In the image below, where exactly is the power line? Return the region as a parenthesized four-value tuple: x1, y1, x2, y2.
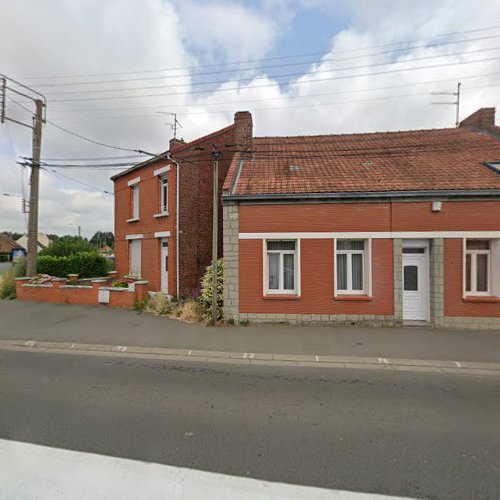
(46, 71, 500, 115)
(19, 22, 500, 80)
(46, 82, 500, 121)
(40, 154, 144, 161)
(6, 96, 157, 155)
(43, 46, 500, 96)
(31, 33, 500, 88)
(50, 55, 500, 103)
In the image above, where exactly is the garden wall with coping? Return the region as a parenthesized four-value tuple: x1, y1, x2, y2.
(15, 272, 149, 309)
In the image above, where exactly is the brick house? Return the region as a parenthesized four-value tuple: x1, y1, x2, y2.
(222, 108, 500, 329)
(112, 112, 252, 298)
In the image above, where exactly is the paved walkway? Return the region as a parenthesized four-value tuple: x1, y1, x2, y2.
(1, 300, 499, 363)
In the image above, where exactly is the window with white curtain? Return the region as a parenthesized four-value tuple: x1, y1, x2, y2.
(465, 240, 490, 294)
(266, 240, 297, 294)
(336, 239, 366, 294)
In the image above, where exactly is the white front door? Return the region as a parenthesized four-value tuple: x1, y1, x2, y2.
(160, 238, 169, 294)
(402, 250, 429, 321)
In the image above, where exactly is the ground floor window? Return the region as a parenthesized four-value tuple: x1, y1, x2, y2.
(336, 239, 369, 295)
(265, 240, 297, 294)
(465, 240, 490, 294)
(129, 239, 142, 276)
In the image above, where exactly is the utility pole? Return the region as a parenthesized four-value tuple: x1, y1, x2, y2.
(211, 146, 221, 324)
(431, 82, 461, 127)
(26, 100, 43, 275)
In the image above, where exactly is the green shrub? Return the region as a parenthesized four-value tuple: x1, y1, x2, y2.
(37, 252, 108, 279)
(199, 259, 224, 324)
(0, 271, 16, 299)
(40, 236, 95, 257)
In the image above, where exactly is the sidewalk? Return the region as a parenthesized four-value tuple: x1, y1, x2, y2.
(1, 300, 500, 363)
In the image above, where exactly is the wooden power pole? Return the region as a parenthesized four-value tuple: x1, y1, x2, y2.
(0, 75, 46, 276)
(26, 99, 44, 276)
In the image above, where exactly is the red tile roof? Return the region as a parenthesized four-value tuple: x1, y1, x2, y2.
(228, 127, 500, 196)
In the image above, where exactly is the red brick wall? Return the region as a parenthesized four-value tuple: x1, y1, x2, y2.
(239, 200, 500, 233)
(114, 161, 176, 294)
(444, 239, 500, 317)
(177, 126, 236, 297)
(239, 238, 394, 315)
(238, 200, 500, 316)
(16, 281, 146, 308)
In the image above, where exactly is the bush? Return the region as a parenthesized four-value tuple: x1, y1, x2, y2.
(179, 299, 204, 323)
(0, 257, 27, 299)
(0, 271, 16, 299)
(146, 293, 173, 316)
(199, 259, 224, 323)
(37, 252, 108, 279)
(40, 236, 95, 257)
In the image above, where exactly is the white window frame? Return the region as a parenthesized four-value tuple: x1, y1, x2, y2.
(128, 239, 142, 277)
(464, 239, 492, 296)
(160, 175, 168, 214)
(334, 238, 372, 296)
(263, 239, 300, 295)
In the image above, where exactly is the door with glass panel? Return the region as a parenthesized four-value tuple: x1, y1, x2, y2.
(402, 247, 429, 321)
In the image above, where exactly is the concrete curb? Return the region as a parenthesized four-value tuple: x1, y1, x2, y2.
(1, 340, 500, 376)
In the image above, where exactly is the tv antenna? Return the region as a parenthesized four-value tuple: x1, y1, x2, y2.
(156, 111, 183, 139)
(431, 82, 461, 127)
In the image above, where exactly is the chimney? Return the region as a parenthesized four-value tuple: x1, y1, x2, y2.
(460, 107, 495, 130)
(234, 111, 253, 155)
(169, 137, 185, 151)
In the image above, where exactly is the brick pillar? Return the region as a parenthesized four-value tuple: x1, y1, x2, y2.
(393, 239, 403, 325)
(108, 270, 118, 283)
(68, 274, 78, 284)
(222, 202, 239, 322)
(430, 238, 444, 326)
(134, 281, 148, 300)
(53, 278, 67, 288)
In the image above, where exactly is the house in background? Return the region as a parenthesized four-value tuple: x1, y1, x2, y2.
(0, 233, 22, 261)
(16, 233, 52, 254)
(112, 112, 252, 297)
(222, 108, 500, 330)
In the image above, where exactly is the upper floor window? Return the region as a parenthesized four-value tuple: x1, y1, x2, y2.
(336, 239, 367, 295)
(465, 240, 490, 294)
(131, 184, 140, 219)
(265, 240, 297, 294)
(160, 175, 168, 214)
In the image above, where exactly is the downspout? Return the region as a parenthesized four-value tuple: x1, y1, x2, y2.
(167, 152, 180, 299)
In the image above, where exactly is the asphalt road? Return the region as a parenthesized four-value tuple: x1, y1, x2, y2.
(1, 350, 499, 499)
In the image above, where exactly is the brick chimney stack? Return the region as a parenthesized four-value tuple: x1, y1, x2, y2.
(169, 137, 186, 152)
(234, 111, 253, 156)
(460, 108, 496, 130)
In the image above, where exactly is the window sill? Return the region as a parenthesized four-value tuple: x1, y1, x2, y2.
(263, 294, 301, 301)
(153, 212, 169, 218)
(463, 296, 500, 303)
(334, 295, 372, 301)
(126, 217, 140, 223)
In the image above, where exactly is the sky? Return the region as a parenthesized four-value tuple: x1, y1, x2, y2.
(1, 0, 500, 237)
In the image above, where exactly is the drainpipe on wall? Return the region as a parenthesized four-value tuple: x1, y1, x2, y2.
(167, 152, 180, 299)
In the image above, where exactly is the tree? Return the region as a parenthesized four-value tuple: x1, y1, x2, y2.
(4, 231, 23, 241)
(39, 236, 95, 257)
(90, 231, 114, 249)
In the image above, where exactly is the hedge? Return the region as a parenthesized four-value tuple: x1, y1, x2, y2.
(37, 252, 108, 279)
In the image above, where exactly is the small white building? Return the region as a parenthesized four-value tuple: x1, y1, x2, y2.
(16, 233, 52, 253)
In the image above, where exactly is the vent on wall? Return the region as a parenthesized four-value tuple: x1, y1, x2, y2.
(484, 161, 500, 174)
(289, 165, 301, 171)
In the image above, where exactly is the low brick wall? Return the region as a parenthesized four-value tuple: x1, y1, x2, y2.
(15, 277, 148, 309)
